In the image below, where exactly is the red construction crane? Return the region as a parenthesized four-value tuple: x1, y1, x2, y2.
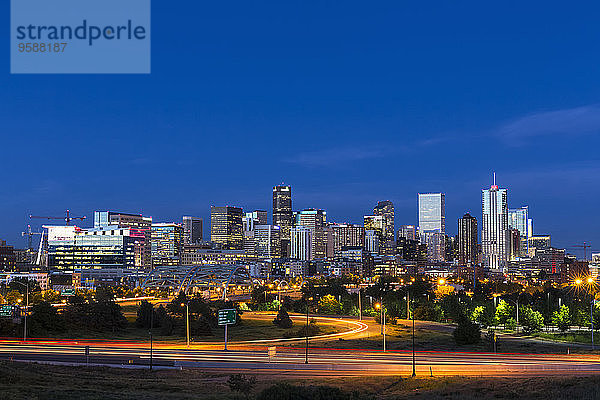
(29, 209, 87, 226)
(573, 242, 592, 261)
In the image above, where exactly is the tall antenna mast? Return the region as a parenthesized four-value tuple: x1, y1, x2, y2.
(493, 171, 496, 186)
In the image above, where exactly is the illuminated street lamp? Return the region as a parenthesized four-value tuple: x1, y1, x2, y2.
(374, 302, 386, 351)
(572, 276, 597, 350)
(305, 296, 313, 364)
(181, 301, 190, 348)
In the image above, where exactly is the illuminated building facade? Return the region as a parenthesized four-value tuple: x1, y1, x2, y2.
(94, 211, 152, 269)
(457, 213, 478, 266)
(182, 216, 203, 244)
(295, 209, 327, 259)
(151, 223, 183, 266)
(47, 225, 138, 270)
(481, 177, 508, 274)
(273, 185, 292, 255)
(210, 206, 243, 250)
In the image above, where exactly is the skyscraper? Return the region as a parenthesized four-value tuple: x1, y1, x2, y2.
(330, 223, 365, 257)
(243, 210, 268, 231)
(457, 213, 478, 266)
(151, 223, 183, 267)
(295, 209, 327, 259)
(418, 193, 446, 261)
(397, 225, 417, 242)
(273, 185, 292, 255)
(291, 225, 312, 261)
(508, 206, 531, 257)
(210, 206, 244, 250)
(481, 176, 508, 274)
(253, 225, 281, 258)
(182, 216, 203, 245)
(373, 200, 395, 253)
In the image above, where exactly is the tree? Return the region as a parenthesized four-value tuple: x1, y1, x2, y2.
(318, 294, 343, 315)
(227, 374, 256, 399)
(495, 300, 513, 326)
(273, 308, 294, 329)
(136, 300, 156, 329)
(413, 303, 439, 321)
(552, 305, 571, 332)
(8, 278, 40, 294)
(470, 305, 494, 327)
(29, 301, 63, 334)
(520, 306, 544, 333)
(95, 285, 116, 302)
(453, 317, 481, 345)
(5, 290, 23, 305)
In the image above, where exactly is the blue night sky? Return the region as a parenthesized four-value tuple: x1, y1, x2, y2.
(1, 2, 599, 256)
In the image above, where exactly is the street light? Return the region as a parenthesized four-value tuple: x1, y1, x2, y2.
(12, 281, 29, 342)
(305, 296, 313, 364)
(149, 302, 154, 370)
(573, 276, 596, 350)
(374, 302, 386, 352)
(181, 302, 190, 348)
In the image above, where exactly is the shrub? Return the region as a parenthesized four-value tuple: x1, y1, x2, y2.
(227, 374, 256, 399)
(273, 308, 294, 329)
(453, 317, 481, 345)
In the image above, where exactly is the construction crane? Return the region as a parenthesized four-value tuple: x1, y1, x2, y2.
(29, 209, 86, 226)
(21, 224, 43, 250)
(573, 242, 592, 261)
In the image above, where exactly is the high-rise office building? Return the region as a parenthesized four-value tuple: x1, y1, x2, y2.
(418, 193, 445, 233)
(243, 210, 268, 231)
(47, 225, 138, 270)
(151, 223, 183, 266)
(365, 230, 380, 254)
(182, 216, 203, 245)
(373, 200, 395, 243)
(508, 206, 531, 257)
(290, 226, 312, 261)
(210, 206, 244, 250)
(457, 213, 478, 266)
(481, 176, 508, 274)
(253, 225, 281, 259)
(273, 185, 292, 255)
(418, 193, 446, 261)
(94, 211, 152, 269)
(397, 225, 417, 242)
(330, 223, 365, 257)
(295, 209, 327, 259)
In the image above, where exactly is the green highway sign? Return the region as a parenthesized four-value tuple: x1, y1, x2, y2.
(62, 289, 76, 296)
(218, 309, 236, 326)
(0, 305, 14, 318)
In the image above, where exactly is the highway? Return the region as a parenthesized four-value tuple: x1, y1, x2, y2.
(1, 340, 600, 377)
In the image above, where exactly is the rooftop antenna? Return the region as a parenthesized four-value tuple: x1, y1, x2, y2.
(493, 172, 496, 186)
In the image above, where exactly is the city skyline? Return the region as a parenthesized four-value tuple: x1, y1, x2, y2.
(1, 174, 594, 261)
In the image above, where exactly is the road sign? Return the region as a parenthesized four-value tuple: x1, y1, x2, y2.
(218, 309, 237, 326)
(62, 288, 76, 297)
(0, 305, 14, 318)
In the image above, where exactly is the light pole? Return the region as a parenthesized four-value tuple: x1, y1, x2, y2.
(358, 288, 362, 321)
(305, 296, 313, 364)
(410, 283, 416, 377)
(573, 277, 596, 350)
(375, 302, 386, 351)
(149, 303, 154, 370)
(181, 301, 190, 348)
(13, 281, 29, 342)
